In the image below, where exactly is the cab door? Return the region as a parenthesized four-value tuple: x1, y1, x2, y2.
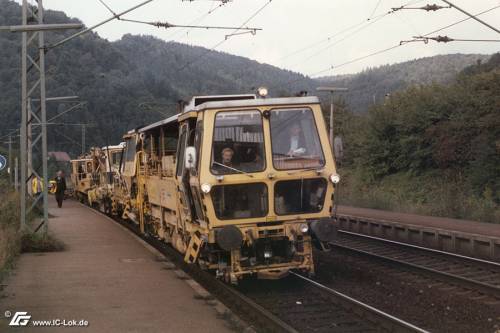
(175, 124, 193, 229)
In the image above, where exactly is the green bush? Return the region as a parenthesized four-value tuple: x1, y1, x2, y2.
(335, 54, 500, 223)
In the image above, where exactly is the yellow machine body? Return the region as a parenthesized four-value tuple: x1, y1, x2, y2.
(75, 94, 339, 283)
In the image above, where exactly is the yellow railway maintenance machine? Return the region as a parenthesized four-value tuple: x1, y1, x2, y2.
(87, 143, 126, 213)
(70, 156, 98, 203)
(116, 93, 340, 283)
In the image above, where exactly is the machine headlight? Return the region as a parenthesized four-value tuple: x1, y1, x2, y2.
(201, 183, 212, 194)
(299, 223, 309, 233)
(263, 250, 272, 259)
(329, 173, 340, 184)
(257, 86, 268, 98)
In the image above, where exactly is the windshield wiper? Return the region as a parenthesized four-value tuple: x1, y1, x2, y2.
(274, 153, 319, 160)
(212, 161, 254, 178)
(287, 167, 324, 175)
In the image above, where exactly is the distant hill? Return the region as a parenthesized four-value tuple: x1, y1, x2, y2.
(317, 54, 490, 113)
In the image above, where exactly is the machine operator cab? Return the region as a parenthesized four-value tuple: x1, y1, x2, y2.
(88, 143, 127, 212)
(182, 92, 340, 280)
(119, 92, 340, 282)
(70, 156, 98, 202)
(100, 143, 126, 185)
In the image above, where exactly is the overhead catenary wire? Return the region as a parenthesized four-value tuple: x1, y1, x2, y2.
(97, 0, 117, 16)
(400, 4, 500, 44)
(287, 10, 395, 70)
(47, 0, 155, 49)
(118, 17, 261, 32)
(309, 44, 404, 78)
(402, 35, 500, 44)
(368, 0, 383, 19)
(441, 0, 500, 34)
(285, 3, 500, 87)
(391, 3, 451, 11)
(0, 129, 20, 142)
(176, 0, 274, 73)
(424, 4, 500, 36)
(313, 4, 500, 75)
(167, 0, 229, 41)
(277, 0, 425, 64)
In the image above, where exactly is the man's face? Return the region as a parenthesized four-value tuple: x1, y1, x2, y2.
(222, 150, 233, 164)
(290, 125, 301, 136)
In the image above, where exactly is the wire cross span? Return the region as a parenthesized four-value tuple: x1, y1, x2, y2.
(308, 4, 500, 79)
(119, 18, 261, 33)
(401, 35, 500, 44)
(391, 3, 451, 11)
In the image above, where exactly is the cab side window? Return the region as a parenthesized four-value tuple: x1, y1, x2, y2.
(211, 110, 265, 175)
(176, 129, 187, 177)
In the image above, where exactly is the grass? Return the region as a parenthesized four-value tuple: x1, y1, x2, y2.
(0, 180, 65, 284)
(0, 225, 20, 282)
(21, 232, 65, 253)
(337, 168, 500, 224)
(0, 187, 21, 282)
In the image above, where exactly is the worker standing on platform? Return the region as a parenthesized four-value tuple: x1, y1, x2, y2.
(54, 170, 67, 208)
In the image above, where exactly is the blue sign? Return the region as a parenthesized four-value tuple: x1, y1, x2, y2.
(0, 155, 6, 171)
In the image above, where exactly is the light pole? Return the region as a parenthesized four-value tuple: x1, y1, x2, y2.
(316, 87, 348, 151)
(7, 134, 13, 185)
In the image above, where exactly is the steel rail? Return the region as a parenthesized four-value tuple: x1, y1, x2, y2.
(290, 272, 429, 333)
(332, 231, 500, 298)
(83, 203, 297, 333)
(339, 230, 500, 268)
(83, 202, 428, 332)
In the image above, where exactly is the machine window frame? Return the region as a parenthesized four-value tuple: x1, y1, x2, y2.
(211, 182, 269, 220)
(176, 127, 188, 177)
(210, 109, 266, 176)
(191, 186, 205, 222)
(123, 138, 136, 163)
(269, 107, 326, 171)
(194, 120, 203, 173)
(274, 177, 328, 216)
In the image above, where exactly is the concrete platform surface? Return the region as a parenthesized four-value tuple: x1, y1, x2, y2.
(0, 199, 235, 333)
(337, 205, 500, 238)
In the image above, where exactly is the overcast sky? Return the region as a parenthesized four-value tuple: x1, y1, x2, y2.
(23, 0, 500, 76)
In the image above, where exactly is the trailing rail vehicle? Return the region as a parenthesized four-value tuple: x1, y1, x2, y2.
(70, 143, 125, 207)
(70, 155, 97, 202)
(76, 93, 340, 283)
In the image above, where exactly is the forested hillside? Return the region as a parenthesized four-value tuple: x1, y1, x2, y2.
(0, 0, 313, 154)
(336, 53, 500, 223)
(318, 54, 490, 113)
(0, 0, 494, 161)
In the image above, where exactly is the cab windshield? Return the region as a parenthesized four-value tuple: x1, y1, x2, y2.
(211, 110, 265, 175)
(270, 108, 325, 170)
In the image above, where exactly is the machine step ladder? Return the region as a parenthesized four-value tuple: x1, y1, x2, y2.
(184, 231, 204, 264)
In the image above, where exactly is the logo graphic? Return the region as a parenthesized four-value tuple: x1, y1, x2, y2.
(0, 155, 6, 171)
(8, 311, 31, 326)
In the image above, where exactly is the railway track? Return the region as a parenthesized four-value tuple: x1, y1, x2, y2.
(332, 230, 500, 302)
(87, 204, 427, 332)
(239, 272, 428, 333)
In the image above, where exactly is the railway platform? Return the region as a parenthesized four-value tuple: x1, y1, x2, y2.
(336, 205, 500, 261)
(0, 200, 236, 333)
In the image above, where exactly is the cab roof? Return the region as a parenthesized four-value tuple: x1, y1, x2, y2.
(101, 142, 125, 150)
(136, 95, 321, 133)
(138, 114, 179, 133)
(184, 96, 320, 113)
